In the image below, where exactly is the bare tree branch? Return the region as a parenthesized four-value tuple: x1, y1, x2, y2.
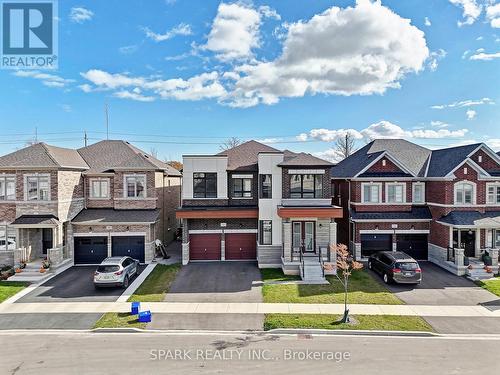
(219, 137, 242, 151)
(334, 132, 357, 160)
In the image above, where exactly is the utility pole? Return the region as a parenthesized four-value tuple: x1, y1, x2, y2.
(84, 130, 88, 147)
(105, 103, 109, 140)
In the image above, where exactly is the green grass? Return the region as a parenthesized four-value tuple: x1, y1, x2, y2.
(0, 281, 29, 303)
(128, 263, 181, 302)
(476, 277, 500, 297)
(261, 269, 403, 305)
(264, 314, 434, 332)
(260, 268, 300, 282)
(93, 313, 147, 329)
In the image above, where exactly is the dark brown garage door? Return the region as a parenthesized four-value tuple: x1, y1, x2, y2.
(225, 233, 257, 260)
(190, 234, 221, 261)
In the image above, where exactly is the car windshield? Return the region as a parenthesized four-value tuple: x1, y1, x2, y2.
(97, 265, 119, 273)
(396, 262, 418, 271)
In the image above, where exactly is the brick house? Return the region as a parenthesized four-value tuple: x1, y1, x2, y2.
(0, 140, 181, 268)
(331, 139, 500, 277)
(176, 141, 342, 281)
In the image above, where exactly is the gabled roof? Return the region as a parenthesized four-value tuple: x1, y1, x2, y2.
(0, 143, 89, 170)
(78, 140, 181, 176)
(278, 151, 333, 167)
(331, 139, 431, 178)
(426, 143, 482, 177)
(217, 140, 280, 171)
(437, 211, 500, 226)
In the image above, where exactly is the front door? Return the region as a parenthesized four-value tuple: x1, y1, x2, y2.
(461, 230, 476, 258)
(292, 221, 315, 253)
(42, 228, 53, 255)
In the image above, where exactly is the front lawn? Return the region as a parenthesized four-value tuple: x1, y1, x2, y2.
(261, 269, 403, 305)
(264, 314, 433, 332)
(0, 281, 29, 303)
(128, 263, 181, 302)
(94, 313, 147, 329)
(476, 277, 500, 297)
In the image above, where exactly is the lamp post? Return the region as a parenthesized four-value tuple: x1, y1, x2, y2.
(391, 224, 398, 252)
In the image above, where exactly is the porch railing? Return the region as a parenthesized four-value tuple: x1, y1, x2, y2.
(447, 247, 455, 263)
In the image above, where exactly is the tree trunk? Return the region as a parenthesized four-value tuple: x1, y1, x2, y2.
(340, 276, 350, 323)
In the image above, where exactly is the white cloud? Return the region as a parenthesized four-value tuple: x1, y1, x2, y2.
(428, 49, 447, 71)
(225, 0, 429, 107)
(313, 148, 344, 163)
(13, 70, 75, 88)
(486, 139, 500, 151)
(486, 3, 500, 28)
(80, 69, 227, 102)
(305, 128, 363, 142)
(119, 45, 138, 54)
(258, 5, 281, 20)
(466, 109, 477, 119)
(449, 0, 482, 26)
(255, 137, 283, 144)
(143, 23, 192, 42)
(431, 120, 450, 128)
(431, 97, 495, 109)
(70, 7, 94, 23)
(424, 17, 431, 26)
(469, 51, 500, 60)
(476, 35, 484, 40)
(462, 49, 471, 59)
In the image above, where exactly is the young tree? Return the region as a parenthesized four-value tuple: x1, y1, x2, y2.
(219, 137, 242, 151)
(334, 243, 363, 323)
(166, 160, 183, 171)
(334, 132, 357, 160)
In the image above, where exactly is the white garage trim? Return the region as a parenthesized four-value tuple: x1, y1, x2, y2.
(359, 230, 430, 234)
(110, 232, 147, 237)
(189, 229, 258, 234)
(73, 232, 109, 237)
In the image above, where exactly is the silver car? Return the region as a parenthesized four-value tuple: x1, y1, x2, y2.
(93, 256, 139, 289)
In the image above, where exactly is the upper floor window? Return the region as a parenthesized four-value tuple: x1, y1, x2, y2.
(232, 177, 252, 198)
(455, 181, 474, 204)
(386, 183, 405, 203)
(260, 174, 272, 199)
(0, 176, 15, 201)
(412, 183, 425, 203)
(193, 172, 216, 198)
(487, 184, 500, 204)
(362, 183, 381, 203)
(26, 175, 49, 201)
(290, 174, 322, 198)
(125, 175, 146, 198)
(90, 178, 109, 199)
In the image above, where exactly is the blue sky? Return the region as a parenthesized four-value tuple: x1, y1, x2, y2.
(1, 0, 499, 161)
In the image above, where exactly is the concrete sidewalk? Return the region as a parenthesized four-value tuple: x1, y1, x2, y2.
(1, 301, 500, 317)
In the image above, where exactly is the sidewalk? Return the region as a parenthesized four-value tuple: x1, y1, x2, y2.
(1, 302, 500, 317)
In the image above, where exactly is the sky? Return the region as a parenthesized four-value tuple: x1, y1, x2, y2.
(0, 0, 499, 162)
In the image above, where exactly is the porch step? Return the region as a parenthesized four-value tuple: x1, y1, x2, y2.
(465, 261, 498, 280)
(300, 260, 328, 284)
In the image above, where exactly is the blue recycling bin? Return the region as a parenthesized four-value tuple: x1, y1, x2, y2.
(138, 310, 152, 323)
(131, 302, 140, 315)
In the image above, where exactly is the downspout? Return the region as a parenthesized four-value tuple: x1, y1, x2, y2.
(347, 178, 352, 251)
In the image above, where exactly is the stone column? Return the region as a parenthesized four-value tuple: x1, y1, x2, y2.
(283, 220, 292, 262)
(181, 218, 189, 265)
(489, 248, 499, 267)
(455, 248, 465, 268)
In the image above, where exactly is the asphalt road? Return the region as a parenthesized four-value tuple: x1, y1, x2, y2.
(0, 331, 498, 374)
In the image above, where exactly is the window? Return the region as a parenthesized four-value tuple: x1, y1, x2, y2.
(90, 179, 109, 199)
(290, 174, 322, 198)
(412, 183, 425, 203)
(260, 174, 272, 199)
(260, 220, 272, 245)
(0, 176, 15, 200)
(26, 175, 49, 201)
(487, 184, 500, 204)
(386, 183, 405, 203)
(125, 175, 146, 198)
(232, 178, 252, 198)
(494, 230, 500, 248)
(0, 225, 16, 251)
(193, 173, 217, 198)
(362, 183, 381, 203)
(455, 182, 474, 204)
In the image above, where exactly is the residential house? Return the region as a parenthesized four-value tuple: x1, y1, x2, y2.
(331, 139, 500, 277)
(0, 140, 181, 269)
(176, 141, 342, 281)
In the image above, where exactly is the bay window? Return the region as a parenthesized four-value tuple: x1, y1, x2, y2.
(125, 175, 146, 198)
(0, 176, 15, 200)
(26, 175, 49, 201)
(455, 182, 474, 204)
(290, 174, 322, 198)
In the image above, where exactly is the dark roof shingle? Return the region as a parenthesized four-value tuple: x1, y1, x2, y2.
(351, 206, 432, 221)
(0, 143, 88, 169)
(72, 209, 160, 224)
(437, 211, 500, 226)
(217, 140, 280, 171)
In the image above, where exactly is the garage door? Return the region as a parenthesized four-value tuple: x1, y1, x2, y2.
(190, 234, 221, 261)
(361, 234, 392, 257)
(112, 236, 145, 263)
(225, 233, 257, 260)
(74, 236, 108, 264)
(397, 234, 428, 260)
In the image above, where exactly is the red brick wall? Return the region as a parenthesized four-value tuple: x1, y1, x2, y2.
(429, 221, 449, 248)
(471, 149, 500, 171)
(366, 158, 403, 173)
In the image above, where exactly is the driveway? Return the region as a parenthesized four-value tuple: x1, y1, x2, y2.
(149, 262, 263, 330)
(16, 265, 146, 303)
(379, 262, 500, 306)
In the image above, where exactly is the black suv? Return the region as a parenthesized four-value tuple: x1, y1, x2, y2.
(368, 251, 422, 284)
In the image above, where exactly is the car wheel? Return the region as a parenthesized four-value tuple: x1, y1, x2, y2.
(383, 273, 390, 284)
(122, 276, 129, 289)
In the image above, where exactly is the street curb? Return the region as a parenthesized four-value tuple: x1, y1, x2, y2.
(266, 328, 438, 337)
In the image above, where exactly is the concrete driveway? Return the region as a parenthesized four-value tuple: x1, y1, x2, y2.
(16, 265, 146, 303)
(380, 262, 500, 306)
(149, 262, 263, 331)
